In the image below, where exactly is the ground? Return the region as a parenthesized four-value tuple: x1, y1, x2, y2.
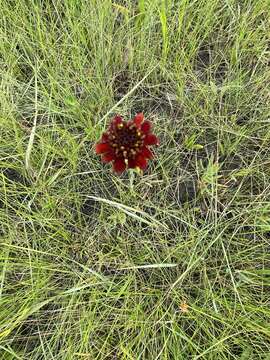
(0, 0, 270, 359)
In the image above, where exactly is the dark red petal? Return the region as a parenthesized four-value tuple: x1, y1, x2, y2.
(135, 155, 148, 170)
(110, 115, 123, 130)
(133, 113, 144, 127)
(144, 134, 159, 146)
(102, 132, 109, 142)
(95, 142, 111, 154)
(113, 158, 126, 174)
(140, 146, 153, 159)
(141, 120, 152, 134)
(102, 152, 115, 163)
(112, 115, 123, 125)
(128, 158, 137, 169)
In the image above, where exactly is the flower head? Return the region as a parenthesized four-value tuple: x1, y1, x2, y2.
(95, 113, 159, 174)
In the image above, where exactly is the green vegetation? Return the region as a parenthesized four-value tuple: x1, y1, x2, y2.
(0, 0, 270, 358)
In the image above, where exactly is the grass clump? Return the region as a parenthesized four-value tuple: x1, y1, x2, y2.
(0, 0, 270, 359)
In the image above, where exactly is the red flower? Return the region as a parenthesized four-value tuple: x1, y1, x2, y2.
(95, 113, 159, 174)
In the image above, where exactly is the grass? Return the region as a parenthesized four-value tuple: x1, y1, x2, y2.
(0, 0, 270, 358)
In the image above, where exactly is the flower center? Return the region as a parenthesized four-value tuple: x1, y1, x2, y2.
(109, 123, 144, 159)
